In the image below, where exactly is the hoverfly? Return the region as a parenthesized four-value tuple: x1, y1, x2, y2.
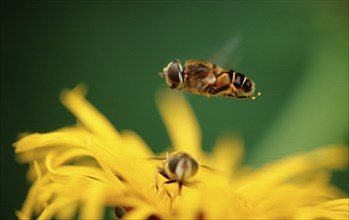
(154, 151, 200, 196)
(159, 59, 261, 100)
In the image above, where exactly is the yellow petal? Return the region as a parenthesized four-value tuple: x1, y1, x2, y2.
(211, 134, 244, 174)
(60, 84, 121, 144)
(17, 161, 41, 220)
(79, 183, 106, 220)
(56, 202, 78, 220)
(121, 130, 154, 158)
(37, 197, 78, 220)
(157, 91, 201, 157)
(311, 145, 348, 169)
(236, 145, 348, 196)
(14, 132, 85, 153)
(295, 198, 349, 219)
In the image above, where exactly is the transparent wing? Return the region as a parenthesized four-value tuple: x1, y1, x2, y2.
(208, 33, 243, 68)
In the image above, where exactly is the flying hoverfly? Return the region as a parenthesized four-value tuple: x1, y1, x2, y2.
(159, 59, 261, 100)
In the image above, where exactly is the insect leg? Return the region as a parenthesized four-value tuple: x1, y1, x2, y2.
(162, 176, 184, 197)
(203, 73, 231, 95)
(164, 179, 177, 184)
(210, 85, 230, 95)
(200, 83, 214, 94)
(154, 170, 160, 193)
(198, 73, 216, 94)
(155, 169, 175, 210)
(155, 167, 170, 193)
(215, 73, 231, 88)
(178, 182, 183, 195)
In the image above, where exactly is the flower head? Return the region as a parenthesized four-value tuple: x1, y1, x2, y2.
(15, 85, 348, 219)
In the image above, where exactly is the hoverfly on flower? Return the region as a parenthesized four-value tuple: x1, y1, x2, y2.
(155, 151, 199, 196)
(160, 59, 261, 100)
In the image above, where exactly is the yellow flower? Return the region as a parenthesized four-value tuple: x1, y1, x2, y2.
(15, 85, 348, 220)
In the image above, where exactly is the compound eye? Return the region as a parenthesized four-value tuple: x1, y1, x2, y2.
(167, 61, 183, 84)
(189, 158, 199, 175)
(168, 156, 180, 174)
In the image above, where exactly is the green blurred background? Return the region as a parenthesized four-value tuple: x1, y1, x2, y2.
(1, 1, 348, 219)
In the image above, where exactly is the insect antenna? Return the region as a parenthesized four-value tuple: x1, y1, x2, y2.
(146, 156, 166, 161)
